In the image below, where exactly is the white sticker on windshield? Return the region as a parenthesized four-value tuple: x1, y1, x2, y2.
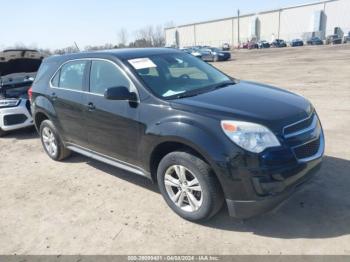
(163, 90, 185, 97)
(128, 58, 157, 70)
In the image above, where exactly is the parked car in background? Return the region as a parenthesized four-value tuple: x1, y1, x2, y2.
(0, 49, 43, 136)
(248, 41, 258, 49)
(200, 47, 231, 62)
(31, 48, 324, 221)
(271, 39, 287, 48)
(344, 32, 350, 43)
(326, 34, 342, 45)
(307, 37, 323, 45)
(222, 43, 230, 51)
(290, 39, 304, 47)
(180, 47, 202, 59)
(242, 41, 258, 50)
(257, 40, 270, 49)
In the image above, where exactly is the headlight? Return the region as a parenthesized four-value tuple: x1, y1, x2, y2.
(0, 99, 21, 108)
(221, 120, 280, 153)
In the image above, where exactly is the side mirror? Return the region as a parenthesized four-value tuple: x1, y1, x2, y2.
(104, 86, 137, 101)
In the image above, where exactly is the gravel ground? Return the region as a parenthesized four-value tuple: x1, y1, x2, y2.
(0, 44, 349, 255)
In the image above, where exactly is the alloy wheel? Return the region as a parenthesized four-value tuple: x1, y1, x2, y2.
(42, 126, 58, 157)
(164, 165, 203, 212)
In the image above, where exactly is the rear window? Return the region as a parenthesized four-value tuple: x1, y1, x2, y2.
(51, 60, 88, 91)
(33, 62, 51, 84)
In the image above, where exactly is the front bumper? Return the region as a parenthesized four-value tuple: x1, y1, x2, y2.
(217, 54, 231, 61)
(0, 99, 33, 131)
(220, 114, 325, 219)
(226, 156, 322, 218)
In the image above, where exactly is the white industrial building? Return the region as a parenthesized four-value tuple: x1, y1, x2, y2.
(165, 0, 350, 48)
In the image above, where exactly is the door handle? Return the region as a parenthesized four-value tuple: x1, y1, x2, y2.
(87, 102, 95, 111)
(51, 92, 58, 101)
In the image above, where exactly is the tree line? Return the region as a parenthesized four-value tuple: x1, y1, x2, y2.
(3, 22, 175, 56)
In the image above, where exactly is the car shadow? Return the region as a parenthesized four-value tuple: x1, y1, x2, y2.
(202, 155, 350, 239)
(67, 153, 159, 194)
(66, 154, 350, 239)
(0, 126, 38, 140)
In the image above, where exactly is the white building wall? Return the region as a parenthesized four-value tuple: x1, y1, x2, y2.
(237, 16, 251, 43)
(165, 0, 350, 47)
(325, 0, 350, 35)
(195, 19, 233, 47)
(279, 3, 325, 41)
(165, 28, 176, 47)
(177, 25, 196, 47)
(258, 12, 280, 42)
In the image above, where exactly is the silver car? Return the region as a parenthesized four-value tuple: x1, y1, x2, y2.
(0, 49, 43, 136)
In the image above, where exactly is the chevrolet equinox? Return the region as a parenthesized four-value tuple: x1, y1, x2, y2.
(30, 48, 324, 221)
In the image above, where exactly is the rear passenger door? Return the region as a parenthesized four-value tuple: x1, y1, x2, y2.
(84, 59, 140, 165)
(50, 60, 89, 147)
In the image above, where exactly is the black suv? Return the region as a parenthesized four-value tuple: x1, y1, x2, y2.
(31, 48, 324, 221)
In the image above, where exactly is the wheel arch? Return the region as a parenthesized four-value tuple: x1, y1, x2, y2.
(149, 139, 216, 183)
(34, 111, 50, 131)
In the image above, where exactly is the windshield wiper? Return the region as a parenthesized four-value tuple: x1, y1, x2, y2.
(173, 92, 201, 99)
(168, 80, 237, 100)
(211, 80, 236, 90)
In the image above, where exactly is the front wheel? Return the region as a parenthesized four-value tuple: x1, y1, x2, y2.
(157, 151, 224, 221)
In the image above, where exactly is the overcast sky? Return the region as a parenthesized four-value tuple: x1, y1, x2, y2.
(1, 0, 320, 50)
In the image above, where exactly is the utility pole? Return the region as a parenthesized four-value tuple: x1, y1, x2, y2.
(237, 9, 240, 47)
(194, 24, 197, 46)
(278, 9, 281, 40)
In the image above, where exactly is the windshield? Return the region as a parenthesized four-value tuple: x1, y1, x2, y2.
(210, 48, 221, 52)
(128, 52, 231, 99)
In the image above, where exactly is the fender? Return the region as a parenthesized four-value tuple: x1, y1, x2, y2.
(141, 115, 235, 189)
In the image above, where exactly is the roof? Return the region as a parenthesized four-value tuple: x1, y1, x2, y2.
(45, 48, 181, 63)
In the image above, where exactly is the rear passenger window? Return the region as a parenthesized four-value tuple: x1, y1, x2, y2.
(90, 60, 131, 95)
(52, 60, 88, 91)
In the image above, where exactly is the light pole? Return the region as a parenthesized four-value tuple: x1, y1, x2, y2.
(237, 9, 240, 47)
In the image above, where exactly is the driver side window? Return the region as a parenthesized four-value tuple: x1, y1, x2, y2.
(90, 60, 131, 95)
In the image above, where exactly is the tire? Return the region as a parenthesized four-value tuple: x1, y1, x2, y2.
(0, 128, 7, 137)
(39, 119, 71, 161)
(157, 151, 224, 221)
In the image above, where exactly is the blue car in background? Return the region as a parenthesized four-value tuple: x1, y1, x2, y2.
(271, 39, 287, 48)
(180, 47, 203, 59)
(291, 39, 304, 47)
(200, 47, 231, 62)
(307, 37, 323, 45)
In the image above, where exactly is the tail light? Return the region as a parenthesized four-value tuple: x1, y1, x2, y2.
(28, 87, 33, 102)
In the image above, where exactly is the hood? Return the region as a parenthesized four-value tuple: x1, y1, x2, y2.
(0, 58, 42, 77)
(170, 81, 313, 133)
(0, 49, 43, 77)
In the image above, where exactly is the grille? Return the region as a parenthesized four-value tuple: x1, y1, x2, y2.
(293, 138, 320, 159)
(284, 114, 315, 136)
(3, 114, 27, 126)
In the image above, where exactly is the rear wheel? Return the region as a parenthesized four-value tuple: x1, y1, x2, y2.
(39, 120, 71, 161)
(157, 151, 224, 221)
